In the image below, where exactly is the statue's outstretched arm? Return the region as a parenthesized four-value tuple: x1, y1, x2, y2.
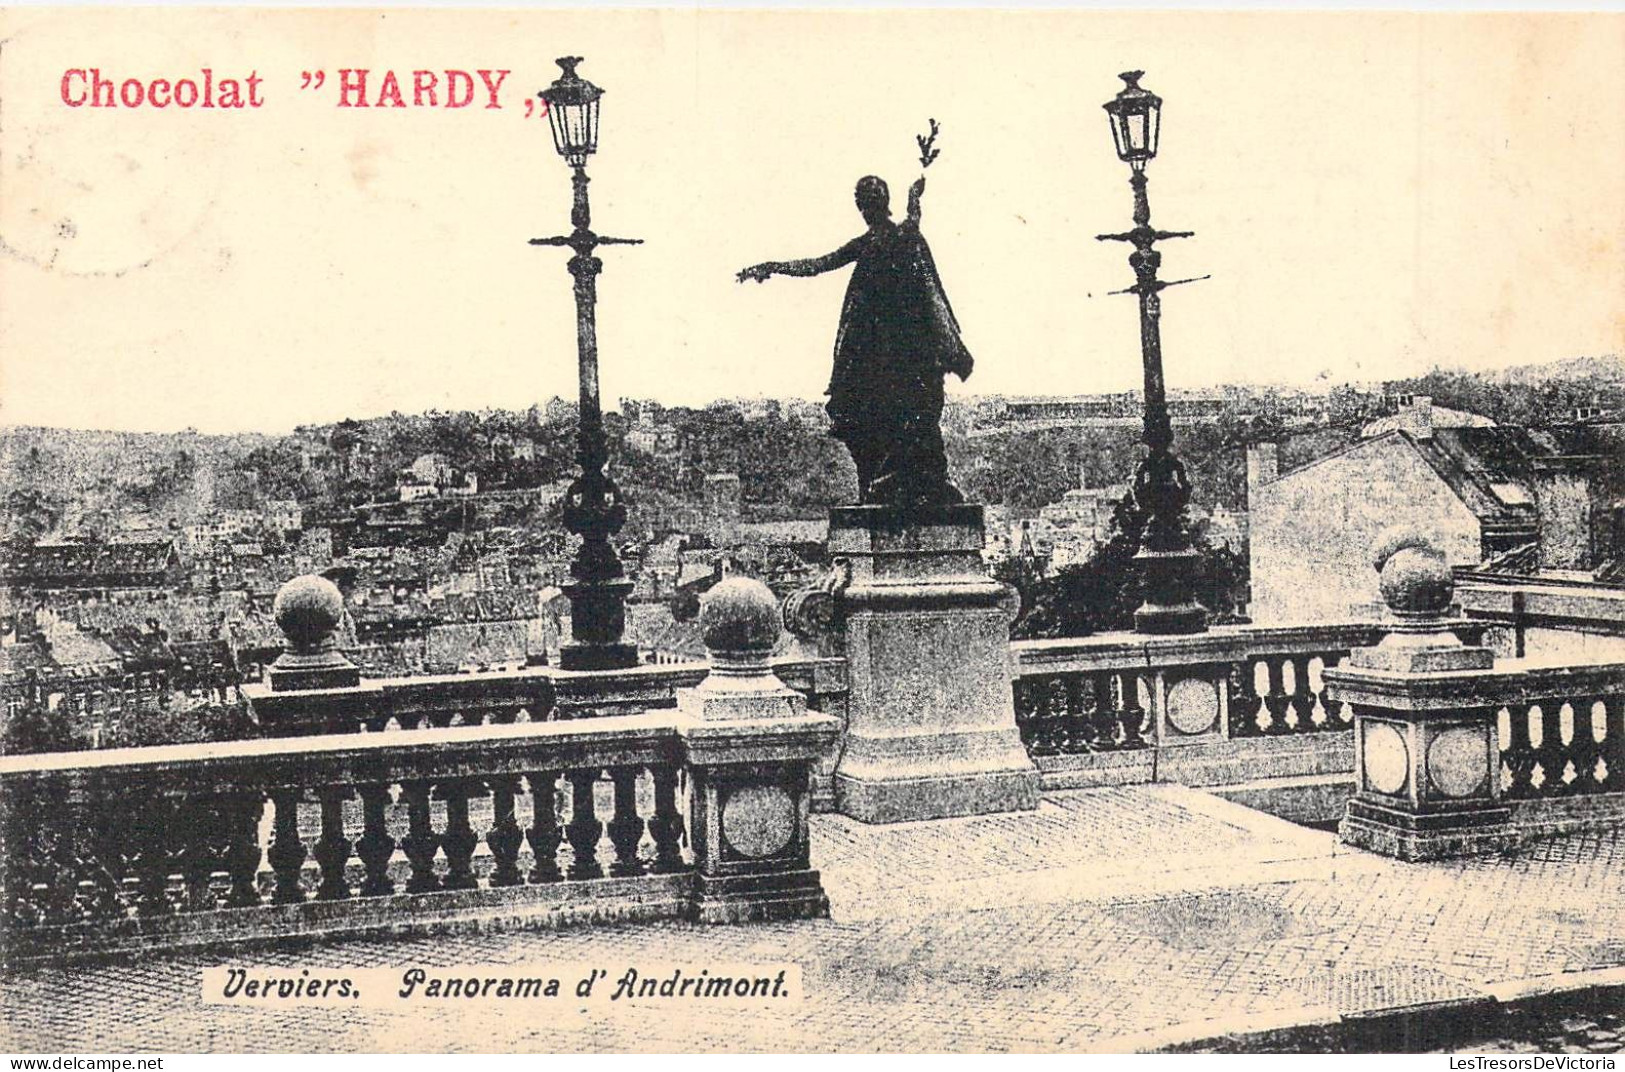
(738, 236, 863, 283)
(907, 176, 925, 224)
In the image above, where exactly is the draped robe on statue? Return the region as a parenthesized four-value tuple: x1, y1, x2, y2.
(825, 217, 973, 507)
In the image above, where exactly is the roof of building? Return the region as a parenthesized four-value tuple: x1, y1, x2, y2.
(1270, 426, 1584, 531)
(1360, 405, 1497, 438)
(4, 537, 179, 587)
(734, 520, 829, 547)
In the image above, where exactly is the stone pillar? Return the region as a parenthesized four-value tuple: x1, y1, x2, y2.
(677, 577, 840, 923)
(829, 505, 1039, 823)
(1324, 529, 1514, 860)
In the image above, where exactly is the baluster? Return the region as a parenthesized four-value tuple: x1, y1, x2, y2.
(179, 795, 227, 912)
(487, 776, 525, 887)
(224, 788, 265, 908)
(1314, 651, 1348, 726)
(5, 798, 46, 928)
(84, 782, 138, 919)
(59, 793, 114, 922)
(1533, 703, 1565, 797)
(131, 790, 178, 917)
(1229, 658, 1264, 737)
(355, 784, 397, 897)
(1289, 655, 1316, 730)
(1117, 671, 1146, 749)
(1262, 657, 1290, 735)
(60, 788, 119, 922)
(399, 781, 441, 893)
(56, 818, 93, 923)
(1013, 678, 1039, 751)
(1090, 674, 1119, 749)
(438, 780, 481, 891)
(1569, 698, 1603, 794)
(526, 771, 564, 883)
(267, 788, 307, 905)
(1062, 675, 1088, 754)
(1503, 702, 1537, 798)
(565, 769, 605, 880)
(1026, 678, 1053, 755)
(1086, 673, 1113, 751)
(648, 765, 686, 874)
(1046, 678, 1072, 753)
(607, 767, 646, 877)
(313, 786, 354, 900)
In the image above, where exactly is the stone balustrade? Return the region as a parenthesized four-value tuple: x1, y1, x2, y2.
(1327, 529, 1625, 860)
(0, 576, 839, 965)
(1009, 622, 1393, 755)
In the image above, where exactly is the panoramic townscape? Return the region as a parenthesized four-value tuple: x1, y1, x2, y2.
(3, 361, 1624, 747)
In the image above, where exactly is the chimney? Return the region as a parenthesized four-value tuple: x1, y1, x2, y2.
(1399, 395, 1434, 440)
(1245, 442, 1279, 503)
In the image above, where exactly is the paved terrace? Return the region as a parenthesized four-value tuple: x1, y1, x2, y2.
(3, 785, 1621, 1053)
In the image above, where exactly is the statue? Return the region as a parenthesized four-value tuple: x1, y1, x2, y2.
(738, 138, 973, 510)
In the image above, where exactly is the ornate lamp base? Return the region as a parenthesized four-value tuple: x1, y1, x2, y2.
(1133, 547, 1208, 635)
(559, 578, 638, 671)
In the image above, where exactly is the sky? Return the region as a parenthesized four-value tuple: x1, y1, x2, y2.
(0, 8, 1621, 434)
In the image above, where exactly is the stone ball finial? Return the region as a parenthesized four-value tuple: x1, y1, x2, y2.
(273, 574, 345, 651)
(699, 576, 781, 655)
(1370, 526, 1453, 618)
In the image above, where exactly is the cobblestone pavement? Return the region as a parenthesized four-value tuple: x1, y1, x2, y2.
(2, 785, 1622, 1053)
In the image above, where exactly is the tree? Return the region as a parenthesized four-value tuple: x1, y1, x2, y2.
(1013, 488, 1247, 639)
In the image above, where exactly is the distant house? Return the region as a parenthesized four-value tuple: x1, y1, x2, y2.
(408, 453, 454, 487)
(733, 520, 828, 554)
(398, 479, 437, 503)
(264, 500, 302, 533)
(183, 509, 259, 547)
(1248, 399, 1596, 623)
(4, 537, 184, 592)
(1038, 483, 1128, 568)
(1360, 394, 1496, 439)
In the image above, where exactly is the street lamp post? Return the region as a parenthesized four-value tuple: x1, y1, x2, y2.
(1098, 71, 1208, 635)
(531, 56, 642, 670)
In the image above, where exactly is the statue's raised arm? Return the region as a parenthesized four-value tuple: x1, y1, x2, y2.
(735, 172, 971, 511)
(737, 236, 865, 284)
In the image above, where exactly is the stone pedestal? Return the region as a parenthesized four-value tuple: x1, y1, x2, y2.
(1324, 528, 1515, 861)
(677, 577, 839, 923)
(1334, 703, 1515, 861)
(829, 505, 1039, 823)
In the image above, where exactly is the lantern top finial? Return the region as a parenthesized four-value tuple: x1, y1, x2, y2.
(1105, 70, 1161, 112)
(541, 55, 603, 108)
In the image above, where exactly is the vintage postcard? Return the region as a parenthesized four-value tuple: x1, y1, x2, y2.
(1, 5, 1622, 1057)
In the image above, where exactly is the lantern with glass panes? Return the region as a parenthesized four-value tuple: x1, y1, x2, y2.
(540, 56, 602, 168)
(528, 56, 642, 670)
(1102, 70, 1161, 171)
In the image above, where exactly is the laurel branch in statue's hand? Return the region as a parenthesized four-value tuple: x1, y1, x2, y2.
(737, 263, 774, 283)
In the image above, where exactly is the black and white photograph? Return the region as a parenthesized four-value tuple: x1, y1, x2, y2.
(0, 5, 1622, 1056)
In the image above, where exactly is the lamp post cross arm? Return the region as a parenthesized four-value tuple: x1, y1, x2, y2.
(1094, 227, 1194, 244)
(1105, 274, 1211, 298)
(529, 234, 644, 253)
